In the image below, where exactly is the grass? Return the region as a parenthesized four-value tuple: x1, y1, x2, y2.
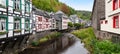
(72, 27, 120, 54)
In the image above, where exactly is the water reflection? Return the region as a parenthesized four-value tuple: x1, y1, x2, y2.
(58, 38, 89, 54)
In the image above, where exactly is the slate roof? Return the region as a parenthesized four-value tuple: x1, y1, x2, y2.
(32, 6, 51, 18)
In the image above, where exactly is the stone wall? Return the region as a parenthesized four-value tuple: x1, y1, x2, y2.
(19, 34, 75, 54)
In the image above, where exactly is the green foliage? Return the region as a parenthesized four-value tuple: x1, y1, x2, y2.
(31, 41, 39, 46)
(76, 10, 91, 20)
(74, 23, 81, 29)
(32, 0, 76, 15)
(68, 22, 74, 27)
(72, 27, 95, 41)
(93, 40, 120, 54)
(0, 31, 7, 35)
(39, 37, 48, 43)
(72, 27, 120, 54)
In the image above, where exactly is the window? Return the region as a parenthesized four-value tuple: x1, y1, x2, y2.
(25, 1, 30, 13)
(0, 18, 6, 31)
(14, 19, 20, 30)
(14, 0, 20, 10)
(113, 16, 119, 28)
(0, 0, 6, 8)
(46, 19, 48, 22)
(100, 21, 103, 24)
(38, 17, 42, 21)
(53, 24, 55, 28)
(38, 24, 42, 29)
(105, 20, 108, 24)
(25, 20, 29, 30)
(53, 19, 55, 23)
(113, 0, 118, 10)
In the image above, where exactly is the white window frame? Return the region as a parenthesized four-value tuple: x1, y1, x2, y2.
(0, 0, 6, 7)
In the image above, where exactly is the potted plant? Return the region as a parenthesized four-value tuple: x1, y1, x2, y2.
(0, 31, 7, 36)
(14, 29, 21, 33)
(14, 9, 21, 12)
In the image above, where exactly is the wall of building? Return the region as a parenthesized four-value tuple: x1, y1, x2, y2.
(101, 0, 120, 34)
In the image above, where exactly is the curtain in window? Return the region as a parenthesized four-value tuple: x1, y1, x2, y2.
(1, 22, 5, 30)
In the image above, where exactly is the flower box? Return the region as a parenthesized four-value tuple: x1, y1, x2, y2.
(14, 30, 21, 36)
(0, 31, 7, 35)
(0, 31, 7, 38)
(14, 29, 21, 33)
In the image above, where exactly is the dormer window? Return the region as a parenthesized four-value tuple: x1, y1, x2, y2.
(113, 0, 118, 10)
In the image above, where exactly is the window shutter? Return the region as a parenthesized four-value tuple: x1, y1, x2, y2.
(113, 16, 116, 28)
(113, 0, 115, 10)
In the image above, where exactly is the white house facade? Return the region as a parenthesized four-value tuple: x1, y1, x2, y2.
(101, 0, 120, 34)
(0, 0, 32, 53)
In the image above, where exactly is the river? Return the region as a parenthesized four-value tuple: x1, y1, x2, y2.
(58, 33, 89, 54)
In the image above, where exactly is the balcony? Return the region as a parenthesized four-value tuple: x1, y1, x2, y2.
(0, 31, 7, 39)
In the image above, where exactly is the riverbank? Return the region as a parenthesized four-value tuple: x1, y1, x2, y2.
(57, 33, 89, 54)
(19, 32, 76, 54)
(72, 27, 120, 54)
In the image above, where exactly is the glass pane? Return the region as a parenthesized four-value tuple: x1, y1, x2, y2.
(0, 0, 6, 7)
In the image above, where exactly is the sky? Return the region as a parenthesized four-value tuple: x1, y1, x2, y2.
(59, 0, 94, 11)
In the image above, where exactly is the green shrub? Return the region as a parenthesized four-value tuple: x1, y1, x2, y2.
(68, 22, 74, 27)
(93, 40, 120, 54)
(74, 23, 81, 29)
(31, 41, 39, 46)
(72, 27, 120, 54)
(39, 37, 48, 43)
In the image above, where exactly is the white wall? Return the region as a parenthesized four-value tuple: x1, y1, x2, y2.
(101, 0, 120, 34)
